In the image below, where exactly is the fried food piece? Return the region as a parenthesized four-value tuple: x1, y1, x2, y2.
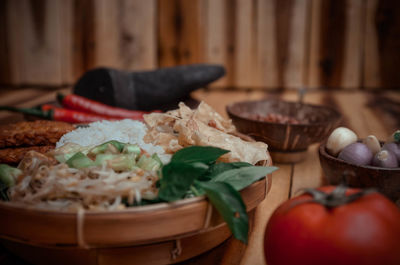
(17, 150, 57, 178)
(144, 101, 271, 165)
(0, 120, 75, 148)
(0, 145, 55, 165)
(174, 118, 270, 164)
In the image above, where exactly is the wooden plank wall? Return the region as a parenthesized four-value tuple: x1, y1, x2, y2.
(0, 0, 399, 89)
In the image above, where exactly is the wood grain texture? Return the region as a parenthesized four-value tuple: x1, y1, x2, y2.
(158, 0, 179, 67)
(233, 0, 256, 88)
(5, 0, 28, 85)
(0, 1, 399, 89)
(308, 0, 365, 89)
(60, 0, 75, 84)
(203, 0, 239, 87)
(93, 0, 156, 70)
(332, 91, 388, 139)
(192, 89, 269, 117)
(158, 0, 205, 67)
(0, 1, 11, 85)
(285, 82, 327, 194)
(204, 0, 229, 87)
(363, 0, 381, 88)
(340, 0, 364, 89)
(255, 0, 279, 88)
(233, 0, 311, 89)
(72, 0, 96, 78)
(240, 166, 292, 265)
(367, 91, 400, 129)
(274, 0, 295, 89)
(364, 0, 400, 89)
(282, 0, 311, 89)
(3, 0, 74, 86)
(290, 144, 325, 196)
(309, 0, 343, 88)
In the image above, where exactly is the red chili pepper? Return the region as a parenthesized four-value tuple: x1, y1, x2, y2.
(0, 105, 122, 123)
(40, 104, 120, 122)
(48, 106, 121, 123)
(40, 104, 57, 111)
(57, 93, 159, 120)
(42, 104, 146, 123)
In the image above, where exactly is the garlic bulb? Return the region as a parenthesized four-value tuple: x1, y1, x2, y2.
(362, 135, 381, 155)
(326, 127, 358, 156)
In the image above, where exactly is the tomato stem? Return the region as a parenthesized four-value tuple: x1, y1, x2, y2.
(302, 184, 376, 208)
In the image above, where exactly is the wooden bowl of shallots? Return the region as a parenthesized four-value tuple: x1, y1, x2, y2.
(319, 128, 400, 205)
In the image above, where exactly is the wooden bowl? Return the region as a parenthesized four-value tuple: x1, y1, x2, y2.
(226, 99, 341, 163)
(319, 142, 400, 205)
(0, 174, 272, 265)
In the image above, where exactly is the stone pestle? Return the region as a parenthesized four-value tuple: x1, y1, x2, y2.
(73, 64, 225, 111)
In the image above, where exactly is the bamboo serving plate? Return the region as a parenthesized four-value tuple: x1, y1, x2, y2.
(0, 173, 272, 265)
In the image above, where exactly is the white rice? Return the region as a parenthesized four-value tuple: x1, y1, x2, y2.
(56, 119, 171, 164)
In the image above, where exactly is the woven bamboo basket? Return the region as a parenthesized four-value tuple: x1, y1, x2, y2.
(0, 177, 271, 265)
(0, 135, 272, 265)
(227, 99, 341, 163)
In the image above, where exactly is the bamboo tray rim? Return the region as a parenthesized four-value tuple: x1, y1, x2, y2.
(0, 177, 268, 215)
(0, 193, 207, 215)
(0, 177, 269, 248)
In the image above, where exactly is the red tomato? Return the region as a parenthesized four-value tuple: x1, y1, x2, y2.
(264, 186, 400, 265)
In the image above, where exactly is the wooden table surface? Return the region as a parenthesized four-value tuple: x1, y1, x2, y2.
(0, 88, 399, 265)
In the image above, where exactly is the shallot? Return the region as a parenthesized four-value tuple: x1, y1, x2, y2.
(372, 150, 398, 168)
(382, 142, 400, 162)
(338, 142, 373, 166)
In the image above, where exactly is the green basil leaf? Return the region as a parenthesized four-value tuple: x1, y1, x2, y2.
(198, 181, 249, 243)
(191, 182, 206, 196)
(204, 162, 253, 180)
(171, 146, 229, 165)
(211, 166, 278, 191)
(158, 161, 209, 201)
(0, 183, 9, 201)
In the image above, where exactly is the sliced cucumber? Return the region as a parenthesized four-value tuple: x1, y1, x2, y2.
(66, 152, 94, 169)
(137, 155, 162, 171)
